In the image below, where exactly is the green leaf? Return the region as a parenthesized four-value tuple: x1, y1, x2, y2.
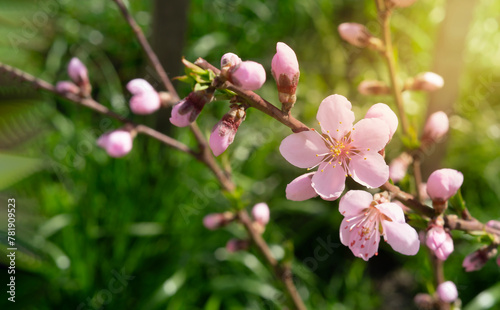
(0, 153, 43, 190)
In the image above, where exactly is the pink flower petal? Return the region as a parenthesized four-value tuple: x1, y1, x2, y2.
(347, 225, 380, 261)
(350, 153, 389, 188)
(279, 131, 329, 168)
(364, 103, 398, 140)
(286, 172, 318, 201)
(311, 162, 346, 200)
(352, 118, 390, 151)
(339, 218, 352, 247)
(383, 221, 420, 255)
(316, 95, 354, 140)
(376, 203, 405, 223)
(339, 190, 372, 217)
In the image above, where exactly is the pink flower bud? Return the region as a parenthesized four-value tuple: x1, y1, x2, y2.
(463, 246, 498, 272)
(68, 57, 89, 87)
(226, 239, 249, 253)
(203, 213, 225, 230)
(338, 23, 375, 48)
(209, 106, 246, 156)
(422, 111, 449, 144)
(126, 79, 161, 115)
(285, 172, 318, 201)
(97, 130, 133, 158)
(221, 53, 242, 69)
(170, 89, 214, 127)
(426, 226, 454, 261)
(426, 169, 463, 202)
(229, 61, 266, 91)
(437, 281, 458, 303)
(365, 103, 398, 140)
(252, 203, 270, 226)
(357, 80, 391, 96)
(389, 152, 412, 183)
(390, 0, 418, 8)
(486, 220, 500, 230)
(271, 42, 300, 107)
(410, 72, 444, 92)
(56, 81, 80, 95)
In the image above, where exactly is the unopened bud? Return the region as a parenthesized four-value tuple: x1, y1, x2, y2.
(338, 23, 383, 50)
(422, 111, 449, 144)
(252, 202, 270, 226)
(407, 72, 444, 92)
(56, 81, 80, 95)
(229, 61, 266, 91)
(463, 246, 498, 272)
(68, 57, 91, 95)
(170, 89, 214, 127)
(226, 239, 250, 253)
(127, 79, 161, 115)
(426, 168, 463, 203)
(221, 53, 242, 70)
(97, 130, 133, 158)
(271, 42, 300, 111)
(389, 152, 412, 183)
(209, 105, 246, 156)
(426, 225, 454, 261)
(358, 80, 391, 96)
(203, 212, 234, 230)
(436, 281, 458, 303)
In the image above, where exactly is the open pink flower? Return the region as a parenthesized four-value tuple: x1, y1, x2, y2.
(280, 95, 390, 200)
(339, 190, 420, 261)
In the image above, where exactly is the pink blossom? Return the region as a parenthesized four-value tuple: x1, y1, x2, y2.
(220, 52, 242, 69)
(68, 57, 89, 86)
(390, 0, 418, 8)
(462, 246, 497, 272)
(252, 203, 270, 225)
(412, 72, 444, 92)
(426, 169, 463, 202)
(209, 106, 246, 156)
(389, 152, 412, 183)
(97, 130, 133, 158)
(437, 281, 458, 303)
(357, 80, 390, 96)
(56, 81, 80, 95)
(426, 226, 454, 261)
(280, 95, 390, 200)
(364, 103, 398, 140)
(203, 213, 225, 230)
(170, 90, 214, 127)
(338, 23, 372, 48)
(126, 79, 161, 115)
(285, 172, 318, 201)
(230, 61, 266, 91)
(422, 111, 449, 143)
(339, 190, 420, 261)
(271, 42, 300, 106)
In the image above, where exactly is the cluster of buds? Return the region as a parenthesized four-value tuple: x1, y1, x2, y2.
(426, 220, 454, 261)
(56, 57, 92, 97)
(203, 203, 270, 253)
(414, 281, 458, 309)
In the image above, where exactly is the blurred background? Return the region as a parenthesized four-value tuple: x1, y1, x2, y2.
(0, 0, 499, 309)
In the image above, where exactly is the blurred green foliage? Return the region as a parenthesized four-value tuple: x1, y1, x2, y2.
(0, 0, 499, 309)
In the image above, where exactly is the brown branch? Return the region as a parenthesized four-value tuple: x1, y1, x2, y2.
(237, 210, 307, 310)
(112, 0, 179, 101)
(0, 62, 192, 155)
(194, 58, 309, 133)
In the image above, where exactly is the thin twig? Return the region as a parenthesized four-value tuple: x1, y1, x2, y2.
(376, 5, 410, 136)
(0, 62, 192, 155)
(237, 210, 307, 310)
(112, 0, 179, 101)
